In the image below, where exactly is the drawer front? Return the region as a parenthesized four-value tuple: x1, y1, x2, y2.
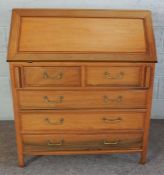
(18, 90, 147, 109)
(86, 66, 143, 87)
(23, 66, 81, 87)
(21, 111, 145, 132)
(23, 133, 143, 152)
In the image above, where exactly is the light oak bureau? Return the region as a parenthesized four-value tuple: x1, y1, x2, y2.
(7, 9, 157, 167)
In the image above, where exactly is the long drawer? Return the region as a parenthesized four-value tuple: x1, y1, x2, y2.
(23, 133, 143, 152)
(20, 111, 145, 132)
(18, 90, 147, 109)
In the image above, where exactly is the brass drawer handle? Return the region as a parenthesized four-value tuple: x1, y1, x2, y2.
(48, 140, 63, 146)
(43, 96, 64, 104)
(45, 118, 64, 125)
(103, 140, 120, 145)
(43, 71, 63, 80)
(47, 139, 119, 147)
(103, 95, 122, 104)
(104, 71, 124, 79)
(102, 117, 122, 123)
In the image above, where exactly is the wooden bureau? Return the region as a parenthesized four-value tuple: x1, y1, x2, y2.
(7, 9, 157, 167)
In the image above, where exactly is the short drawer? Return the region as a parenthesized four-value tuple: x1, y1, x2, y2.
(22, 66, 81, 87)
(23, 133, 143, 152)
(86, 66, 144, 87)
(20, 111, 145, 132)
(18, 90, 147, 109)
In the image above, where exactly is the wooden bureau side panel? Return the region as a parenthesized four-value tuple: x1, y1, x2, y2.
(9, 65, 25, 166)
(23, 133, 143, 152)
(22, 66, 81, 87)
(141, 64, 155, 163)
(86, 66, 143, 87)
(18, 90, 147, 109)
(20, 111, 145, 132)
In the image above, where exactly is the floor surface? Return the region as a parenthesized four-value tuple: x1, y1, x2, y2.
(0, 120, 164, 175)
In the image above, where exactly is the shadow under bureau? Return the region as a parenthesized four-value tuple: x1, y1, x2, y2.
(7, 9, 157, 167)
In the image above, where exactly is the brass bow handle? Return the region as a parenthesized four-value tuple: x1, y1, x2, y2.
(45, 118, 64, 125)
(103, 95, 122, 104)
(102, 117, 122, 123)
(43, 71, 63, 80)
(104, 71, 124, 79)
(48, 140, 63, 146)
(103, 140, 120, 145)
(43, 96, 64, 104)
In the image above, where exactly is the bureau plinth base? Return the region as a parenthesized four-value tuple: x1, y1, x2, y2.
(19, 149, 144, 166)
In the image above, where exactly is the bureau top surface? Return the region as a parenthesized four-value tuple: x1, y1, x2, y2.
(7, 9, 156, 62)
